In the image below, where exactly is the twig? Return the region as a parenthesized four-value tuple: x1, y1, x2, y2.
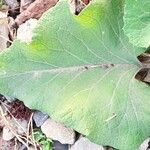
(0, 34, 13, 43)
(0, 106, 29, 147)
(0, 102, 36, 147)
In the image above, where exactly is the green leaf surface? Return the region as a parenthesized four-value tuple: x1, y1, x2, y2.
(0, 0, 149, 150)
(123, 0, 150, 48)
(33, 129, 52, 150)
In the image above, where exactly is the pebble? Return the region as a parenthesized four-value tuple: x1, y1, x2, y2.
(17, 119, 28, 135)
(2, 127, 15, 141)
(41, 118, 75, 144)
(70, 137, 104, 150)
(33, 110, 49, 127)
(53, 140, 68, 150)
(17, 19, 38, 43)
(8, 118, 28, 135)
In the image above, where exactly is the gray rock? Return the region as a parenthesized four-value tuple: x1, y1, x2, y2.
(70, 137, 104, 150)
(139, 138, 150, 150)
(33, 110, 49, 127)
(41, 118, 75, 144)
(2, 127, 15, 141)
(53, 141, 68, 150)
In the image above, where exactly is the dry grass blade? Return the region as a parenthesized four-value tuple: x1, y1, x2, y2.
(0, 101, 40, 148)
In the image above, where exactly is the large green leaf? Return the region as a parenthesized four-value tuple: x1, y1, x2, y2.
(123, 0, 150, 48)
(0, 0, 149, 149)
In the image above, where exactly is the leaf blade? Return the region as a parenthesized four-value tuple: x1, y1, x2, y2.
(0, 0, 149, 150)
(123, 0, 150, 48)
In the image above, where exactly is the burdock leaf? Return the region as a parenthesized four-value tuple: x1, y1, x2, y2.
(0, 0, 149, 150)
(123, 0, 150, 48)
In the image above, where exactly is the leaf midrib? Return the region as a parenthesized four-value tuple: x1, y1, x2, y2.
(0, 63, 140, 79)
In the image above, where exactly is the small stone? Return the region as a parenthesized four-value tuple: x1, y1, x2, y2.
(33, 110, 49, 127)
(53, 140, 68, 150)
(17, 119, 28, 135)
(2, 127, 15, 141)
(9, 118, 28, 135)
(41, 118, 75, 144)
(17, 19, 38, 43)
(70, 137, 104, 150)
(139, 138, 150, 150)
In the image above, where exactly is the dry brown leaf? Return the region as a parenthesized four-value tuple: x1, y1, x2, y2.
(20, 0, 35, 12)
(15, 0, 58, 26)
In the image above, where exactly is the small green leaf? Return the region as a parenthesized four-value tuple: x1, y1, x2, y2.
(123, 0, 150, 48)
(33, 129, 52, 150)
(0, 0, 149, 150)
